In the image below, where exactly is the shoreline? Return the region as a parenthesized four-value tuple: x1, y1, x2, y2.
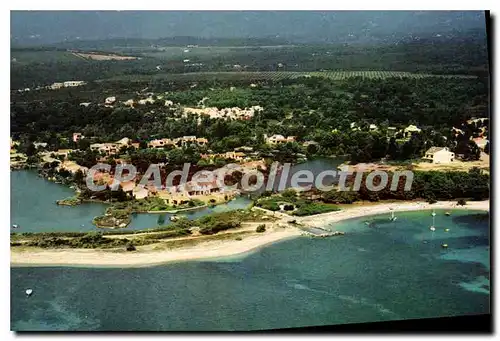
(11, 227, 302, 268)
(11, 200, 489, 268)
(297, 200, 489, 227)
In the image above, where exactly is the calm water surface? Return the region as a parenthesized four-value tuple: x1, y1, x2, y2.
(11, 209, 489, 331)
(10, 170, 251, 232)
(11, 157, 342, 232)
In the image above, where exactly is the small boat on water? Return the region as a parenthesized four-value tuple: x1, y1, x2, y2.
(445, 212, 451, 216)
(25, 289, 33, 297)
(431, 211, 436, 217)
(441, 244, 448, 249)
(12, 224, 19, 229)
(390, 211, 397, 221)
(430, 226, 436, 231)
(170, 215, 179, 222)
(444, 228, 450, 232)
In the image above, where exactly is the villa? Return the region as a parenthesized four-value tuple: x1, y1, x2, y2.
(116, 137, 132, 146)
(58, 161, 88, 175)
(422, 147, 455, 164)
(148, 136, 208, 149)
(54, 149, 73, 159)
(105, 96, 116, 105)
(303, 141, 319, 148)
(148, 138, 176, 149)
(184, 106, 263, 121)
(73, 132, 84, 143)
(473, 137, 488, 150)
(33, 142, 47, 149)
(201, 151, 246, 162)
(265, 134, 296, 145)
(132, 186, 149, 200)
(138, 97, 155, 105)
(403, 125, 422, 138)
(90, 143, 120, 155)
(387, 127, 398, 137)
(467, 117, 489, 125)
(49, 82, 64, 90)
(123, 99, 135, 107)
(63, 81, 86, 87)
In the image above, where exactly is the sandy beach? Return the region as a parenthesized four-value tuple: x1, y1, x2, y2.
(11, 226, 302, 268)
(298, 200, 490, 227)
(11, 200, 489, 267)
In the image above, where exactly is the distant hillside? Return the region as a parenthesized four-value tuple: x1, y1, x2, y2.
(11, 11, 487, 46)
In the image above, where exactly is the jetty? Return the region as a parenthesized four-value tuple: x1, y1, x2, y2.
(298, 225, 345, 238)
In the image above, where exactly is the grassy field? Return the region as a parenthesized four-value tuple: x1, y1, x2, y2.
(11, 50, 81, 64)
(101, 70, 478, 83)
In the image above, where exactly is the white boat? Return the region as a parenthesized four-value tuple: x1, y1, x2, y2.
(390, 211, 397, 221)
(170, 215, 179, 222)
(25, 289, 33, 296)
(430, 211, 436, 230)
(12, 224, 18, 229)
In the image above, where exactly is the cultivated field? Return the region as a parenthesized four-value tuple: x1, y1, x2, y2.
(11, 50, 80, 64)
(102, 70, 478, 82)
(72, 52, 138, 61)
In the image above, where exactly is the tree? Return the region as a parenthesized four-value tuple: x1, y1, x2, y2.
(157, 214, 166, 225)
(73, 169, 85, 184)
(256, 224, 266, 233)
(24, 143, 37, 157)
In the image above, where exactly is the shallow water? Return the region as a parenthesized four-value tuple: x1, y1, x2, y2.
(10, 170, 251, 232)
(11, 209, 489, 331)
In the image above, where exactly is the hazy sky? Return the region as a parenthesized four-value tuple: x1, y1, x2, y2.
(11, 11, 486, 44)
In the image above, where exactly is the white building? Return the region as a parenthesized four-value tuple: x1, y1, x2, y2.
(63, 81, 86, 87)
(265, 134, 296, 145)
(105, 96, 116, 105)
(138, 97, 155, 105)
(422, 147, 455, 164)
(49, 82, 64, 90)
(404, 125, 422, 138)
(123, 99, 135, 107)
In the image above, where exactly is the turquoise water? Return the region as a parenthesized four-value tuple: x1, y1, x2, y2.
(10, 170, 251, 232)
(11, 209, 489, 331)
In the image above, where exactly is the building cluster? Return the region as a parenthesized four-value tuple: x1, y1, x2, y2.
(148, 136, 208, 149)
(89, 158, 266, 202)
(49, 81, 86, 90)
(183, 106, 263, 121)
(90, 137, 139, 156)
(200, 151, 247, 162)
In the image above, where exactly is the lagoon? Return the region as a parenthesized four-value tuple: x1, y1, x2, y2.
(10, 157, 343, 233)
(10, 170, 252, 232)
